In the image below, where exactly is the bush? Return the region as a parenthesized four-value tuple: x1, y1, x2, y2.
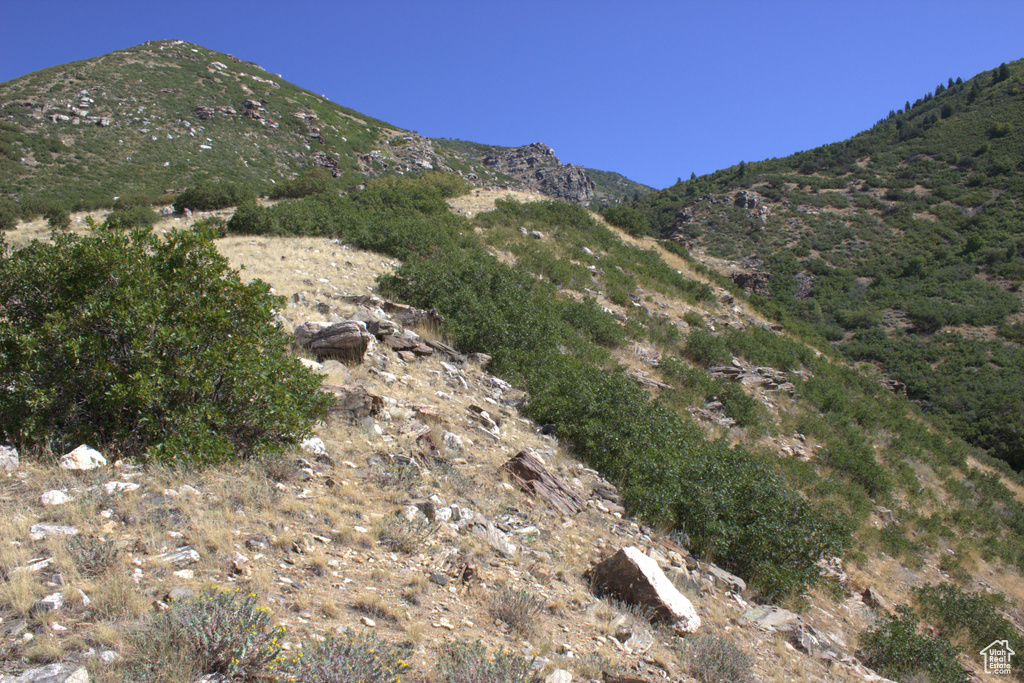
(860, 606, 964, 683)
(279, 631, 411, 683)
(269, 168, 335, 200)
(683, 632, 754, 683)
(0, 225, 331, 464)
(132, 588, 284, 682)
(173, 181, 254, 212)
(103, 205, 159, 230)
(915, 582, 1022, 663)
(684, 328, 730, 366)
(489, 588, 544, 636)
(44, 206, 71, 231)
(435, 640, 537, 683)
(0, 199, 19, 232)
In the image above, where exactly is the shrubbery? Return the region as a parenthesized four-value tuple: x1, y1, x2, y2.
(0, 225, 330, 464)
(173, 180, 254, 212)
(860, 606, 964, 683)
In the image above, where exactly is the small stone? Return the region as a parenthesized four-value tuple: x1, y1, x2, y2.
(301, 437, 329, 456)
(172, 569, 194, 579)
(158, 546, 201, 567)
(429, 572, 449, 586)
(2, 663, 89, 683)
(546, 669, 573, 683)
(31, 591, 64, 615)
(168, 587, 195, 602)
(361, 617, 376, 627)
(40, 490, 70, 506)
(103, 481, 140, 495)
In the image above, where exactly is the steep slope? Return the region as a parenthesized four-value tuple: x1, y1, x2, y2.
(624, 58, 1024, 472)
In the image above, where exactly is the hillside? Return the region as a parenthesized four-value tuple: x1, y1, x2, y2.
(0, 40, 646, 214)
(619, 58, 1024, 473)
(3, 45, 1024, 683)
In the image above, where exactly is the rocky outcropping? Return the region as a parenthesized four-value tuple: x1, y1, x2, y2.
(482, 143, 595, 205)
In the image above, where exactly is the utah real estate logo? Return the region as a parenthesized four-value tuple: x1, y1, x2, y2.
(981, 639, 1015, 675)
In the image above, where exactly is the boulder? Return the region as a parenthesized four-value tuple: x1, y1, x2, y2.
(705, 563, 746, 593)
(59, 445, 106, 471)
(294, 321, 372, 362)
(584, 546, 701, 633)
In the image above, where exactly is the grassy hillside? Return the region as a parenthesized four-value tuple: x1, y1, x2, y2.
(0, 41, 651, 216)
(619, 58, 1024, 472)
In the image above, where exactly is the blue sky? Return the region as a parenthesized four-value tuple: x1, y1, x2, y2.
(2, 0, 1024, 189)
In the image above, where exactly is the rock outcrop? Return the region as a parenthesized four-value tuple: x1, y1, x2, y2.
(482, 143, 595, 205)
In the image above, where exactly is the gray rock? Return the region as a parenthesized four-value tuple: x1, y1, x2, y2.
(30, 524, 79, 538)
(705, 564, 746, 593)
(429, 572, 449, 586)
(157, 546, 200, 567)
(472, 519, 517, 558)
(0, 444, 19, 472)
(40, 490, 70, 506)
(31, 592, 64, 615)
(0, 664, 89, 683)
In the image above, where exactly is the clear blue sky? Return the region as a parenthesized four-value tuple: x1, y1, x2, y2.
(2, 0, 1023, 189)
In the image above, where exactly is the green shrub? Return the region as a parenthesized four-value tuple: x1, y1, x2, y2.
(0, 199, 19, 232)
(915, 583, 1022, 664)
(269, 168, 335, 200)
(0, 225, 330, 464)
(132, 588, 284, 682)
(103, 205, 159, 230)
(278, 630, 411, 683)
(860, 606, 964, 683)
(44, 206, 71, 231)
(683, 632, 755, 683)
(604, 204, 651, 236)
(435, 640, 537, 683)
(173, 181, 254, 212)
(684, 328, 730, 366)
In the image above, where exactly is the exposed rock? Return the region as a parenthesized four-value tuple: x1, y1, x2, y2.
(705, 563, 746, 594)
(59, 445, 106, 471)
(0, 444, 19, 472)
(0, 663, 89, 683)
(482, 143, 595, 205)
(294, 320, 373, 362)
(584, 546, 701, 633)
(103, 481, 140, 495)
(471, 519, 517, 558)
(30, 524, 79, 538)
(502, 450, 586, 515)
(40, 490, 70, 506)
(382, 301, 443, 328)
(862, 586, 891, 613)
(322, 384, 383, 423)
(157, 545, 201, 567)
(348, 308, 397, 338)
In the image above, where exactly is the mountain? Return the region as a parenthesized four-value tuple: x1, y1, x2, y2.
(3, 43, 1024, 683)
(0, 40, 646, 212)
(623, 59, 1024, 472)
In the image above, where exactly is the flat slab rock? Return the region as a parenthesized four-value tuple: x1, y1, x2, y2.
(0, 664, 89, 683)
(584, 546, 701, 633)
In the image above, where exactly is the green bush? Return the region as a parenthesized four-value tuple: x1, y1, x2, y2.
(915, 582, 1022, 664)
(435, 640, 537, 683)
(279, 630, 411, 683)
(860, 606, 964, 683)
(269, 168, 335, 200)
(684, 328, 730, 366)
(44, 206, 71, 231)
(131, 588, 284, 682)
(173, 181, 254, 212)
(0, 199, 18, 232)
(604, 204, 651, 236)
(103, 205, 159, 230)
(0, 225, 330, 464)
